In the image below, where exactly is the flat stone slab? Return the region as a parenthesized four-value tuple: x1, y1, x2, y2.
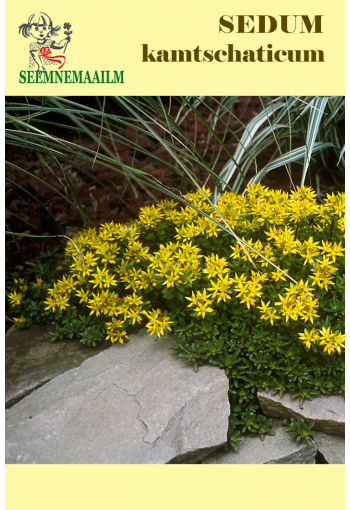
(314, 432, 345, 464)
(257, 390, 345, 436)
(6, 330, 230, 464)
(202, 420, 317, 464)
(6, 325, 111, 408)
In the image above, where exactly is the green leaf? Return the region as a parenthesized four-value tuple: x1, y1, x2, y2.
(301, 96, 329, 187)
(247, 142, 333, 187)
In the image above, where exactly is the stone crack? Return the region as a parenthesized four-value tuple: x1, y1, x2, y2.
(109, 382, 150, 439)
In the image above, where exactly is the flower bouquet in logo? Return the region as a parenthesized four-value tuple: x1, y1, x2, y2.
(63, 22, 72, 53)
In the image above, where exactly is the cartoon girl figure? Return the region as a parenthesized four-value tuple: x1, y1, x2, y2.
(18, 12, 71, 72)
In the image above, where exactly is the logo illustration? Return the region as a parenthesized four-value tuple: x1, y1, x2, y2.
(18, 12, 72, 71)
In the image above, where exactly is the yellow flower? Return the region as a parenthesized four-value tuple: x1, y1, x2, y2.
(116, 293, 145, 324)
(144, 309, 173, 337)
(138, 204, 164, 229)
(124, 241, 149, 262)
(120, 267, 142, 290)
(320, 240, 345, 262)
(333, 333, 345, 354)
(203, 254, 229, 279)
(44, 293, 70, 312)
(44, 295, 58, 313)
(56, 275, 76, 294)
(86, 292, 105, 316)
(114, 330, 129, 344)
(318, 326, 344, 355)
(89, 267, 117, 289)
(230, 243, 242, 260)
(102, 293, 121, 316)
(8, 291, 23, 307)
(309, 257, 338, 291)
(13, 277, 26, 285)
(250, 270, 268, 285)
(298, 328, 319, 349)
(298, 237, 320, 265)
(138, 267, 157, 290)
(270, 268, 288, 282)
(323, 192, 345, 217)
(208, 274, 234, 303)
(274, 294, 301, 322)
(123, 293, 144, 308)
(234, 279, 263, 310)
(75, 288, 90, 303)
(162, 271, 183, 289)
(195, 216, 219, 238)
(273, 226, 298, 255)
(124, 306, 144, 325)
(257, 300, 280, 325)
(259, 243, 276, 267)
(185, 289, 214, 318)
(70, 251, 98, 276)
(175, 242, 202, 265)
(12, 316, 27, 326)
(175, 222, 198, 242)
(57, 294, 70, 311)
(105, 320, 128, 344)
(237, 291, 258, 310)
(232, 273, 248, 286)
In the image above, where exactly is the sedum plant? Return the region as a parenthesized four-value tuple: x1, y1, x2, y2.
(283, 417, 316, 446)
(6, 184, 345, 450)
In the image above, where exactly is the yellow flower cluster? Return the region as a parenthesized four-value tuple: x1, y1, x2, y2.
(274, 281, 319, 323)
(12, 316, 27, 326)
(8, 277, 28, 307)
(299, 327, 345, 355)
(42, 184, 344, 354)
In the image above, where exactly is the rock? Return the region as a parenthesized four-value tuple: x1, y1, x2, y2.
(314, 432, 345, 464)
(202, 420, 317, 464)
(257, 390, 345, 436)
(5, 325, 111, 408)
(5, 330, 230, 464)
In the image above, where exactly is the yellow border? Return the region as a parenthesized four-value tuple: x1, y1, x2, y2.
(4, 1, 346, 509)
(5, 0, 345, 94)
(5, 465, 346, 510)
